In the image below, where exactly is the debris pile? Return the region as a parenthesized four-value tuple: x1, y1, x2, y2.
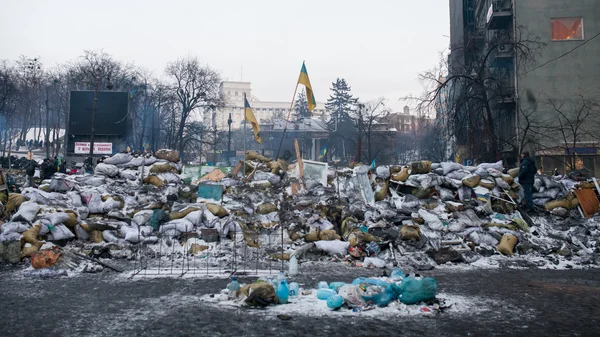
(204, 269, 447, 316)
(1, 149, 599, 272)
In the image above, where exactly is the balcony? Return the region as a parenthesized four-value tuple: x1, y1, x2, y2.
(496, 86, 516, 105)
(486, 0, 513, 30)
(490, 43, 514, 68)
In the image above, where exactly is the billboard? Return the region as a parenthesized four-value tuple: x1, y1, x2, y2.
(69, 91, 130, 136)
(74, 142, 113, 155)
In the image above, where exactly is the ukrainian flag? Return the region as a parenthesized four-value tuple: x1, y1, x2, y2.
(244, 97, 262, 143)
(297, 62, 316, 112)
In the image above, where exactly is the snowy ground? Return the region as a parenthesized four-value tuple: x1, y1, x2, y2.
(3, 264, 598, 337)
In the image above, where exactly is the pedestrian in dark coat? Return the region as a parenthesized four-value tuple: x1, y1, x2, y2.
(518, 152, 537, 211)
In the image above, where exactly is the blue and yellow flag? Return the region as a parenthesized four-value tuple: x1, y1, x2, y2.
(297, 62, 316, 112)
(320, 145, 327, 157)
(244, 97, 262, 143)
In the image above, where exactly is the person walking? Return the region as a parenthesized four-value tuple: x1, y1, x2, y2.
(518, 151, 537, 212)
(25, 159, 36, 187)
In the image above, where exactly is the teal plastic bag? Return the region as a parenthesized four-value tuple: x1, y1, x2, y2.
(329, 282, 346, 292)
(398, 277, 438, 304)
(148, 209, 168, 231)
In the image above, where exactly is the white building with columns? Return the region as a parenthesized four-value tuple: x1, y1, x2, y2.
(210, 81, 328, 129)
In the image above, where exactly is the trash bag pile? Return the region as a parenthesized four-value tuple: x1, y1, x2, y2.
(1, 150, 599, 270)
(209, 268, 443, 315)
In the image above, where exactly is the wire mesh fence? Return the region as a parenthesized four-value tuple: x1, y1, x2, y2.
(129, 228, 285, 279)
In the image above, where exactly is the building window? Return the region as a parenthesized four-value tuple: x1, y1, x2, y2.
(551, 17, 584, 41)
(235, 91, 238, 96)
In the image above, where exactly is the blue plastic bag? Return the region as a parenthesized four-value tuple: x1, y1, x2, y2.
(351, 277, 390, 288)
(398, 277, 438, 304)
(327, 294, 344, 309)
(317, 288, 337, 300)
(390, 267, 404, 280)
(329, 282, 346, 292)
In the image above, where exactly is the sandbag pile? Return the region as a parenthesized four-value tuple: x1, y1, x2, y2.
(1, 150, 599, 272)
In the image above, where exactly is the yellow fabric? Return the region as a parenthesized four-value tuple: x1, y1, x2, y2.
(297, 62, 316, 112)
(244, 102, 262, 144)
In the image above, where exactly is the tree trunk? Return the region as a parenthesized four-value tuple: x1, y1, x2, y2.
(176, 109, 189, 155)
(482, 91, 498, 161)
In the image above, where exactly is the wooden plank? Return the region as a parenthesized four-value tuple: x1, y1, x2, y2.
(573, 188, 600, 218)
(294, 139, 304, 179)
(232, 161, 243, 176)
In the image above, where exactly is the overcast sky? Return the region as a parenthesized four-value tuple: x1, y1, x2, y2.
(0, 0, 449, 112)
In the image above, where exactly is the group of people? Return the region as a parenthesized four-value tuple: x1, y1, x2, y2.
(24, 156, 67, 187)
(16, 139, 53, 151)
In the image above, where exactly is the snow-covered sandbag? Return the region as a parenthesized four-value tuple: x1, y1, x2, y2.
(47, 224, 75, 241)
(448, 220, 466, 233)
(160, 219, 194, 233)
(495, 177, 511, 190)
(50, 175, 78, 192)
(418, 209, 444, 231)
(376, 166, 391, 179)
(220, 220, 242, 236)
(119, 169, 139, 180)
(203, 211, 220, 228)
(418, 173, 441, 189)
(102, 230, 123, 243)
(183, 210, 204, 227)
(80, 191, 104, 214)
(454, 209, 483, 228)
(441, 162, 463, 175)
(438, 187, 455, 201)
(478, 161, 503, 171)
(468, 231, 499, 246)
(1, 222, 29, 234)
(314, 240, 349, 255)
(132, 210, 154, 226)
(21, 188, 69, 206)
(75, 224, 89, 241)
(94, 163, 120, 177)
(121, 225, 142, 243)
(139, 226, 153, 236)
(102, 197, 122, 213)
(158, 172, 181, 184)
(0, 232, 22, 242)
(446, 169, 470, 181)
(11, 202, 41, 223)
(75, 175, 106, 187)
(39, 212, 71, 226)
(487, 168, 503, 178)
(542, 176, 561, 189)
(103, 153, 133, 165)
(474, 167, 489, 178)
(533, 188, 560, 199)
(67, 191, 83, 207)
(124, 156, 157, 168)
(462, 174, 481, 188)
(77, 207, 89, 220)
(442, 177, 462, 189)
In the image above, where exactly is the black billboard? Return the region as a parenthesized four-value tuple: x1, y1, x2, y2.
(69, 91, 130, 136)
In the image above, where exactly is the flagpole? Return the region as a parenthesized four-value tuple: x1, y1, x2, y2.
(243, 93, 247, 179)
(275, 82, 300, 160)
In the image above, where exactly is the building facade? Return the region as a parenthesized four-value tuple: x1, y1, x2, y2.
(448, 0, 600, 173)
(211, 81, 328, 130)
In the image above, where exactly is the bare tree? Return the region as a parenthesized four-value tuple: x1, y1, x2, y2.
(545, 94, 600, 172)
(410, 27, 544, 162)
(354, 98, 388, 163)
(165, 57, 223, 154)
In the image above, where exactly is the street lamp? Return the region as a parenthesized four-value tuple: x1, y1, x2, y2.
(227, 112, 232, 154)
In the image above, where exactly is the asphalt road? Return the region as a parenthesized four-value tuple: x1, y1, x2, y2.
(0, 264, 599, 337)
